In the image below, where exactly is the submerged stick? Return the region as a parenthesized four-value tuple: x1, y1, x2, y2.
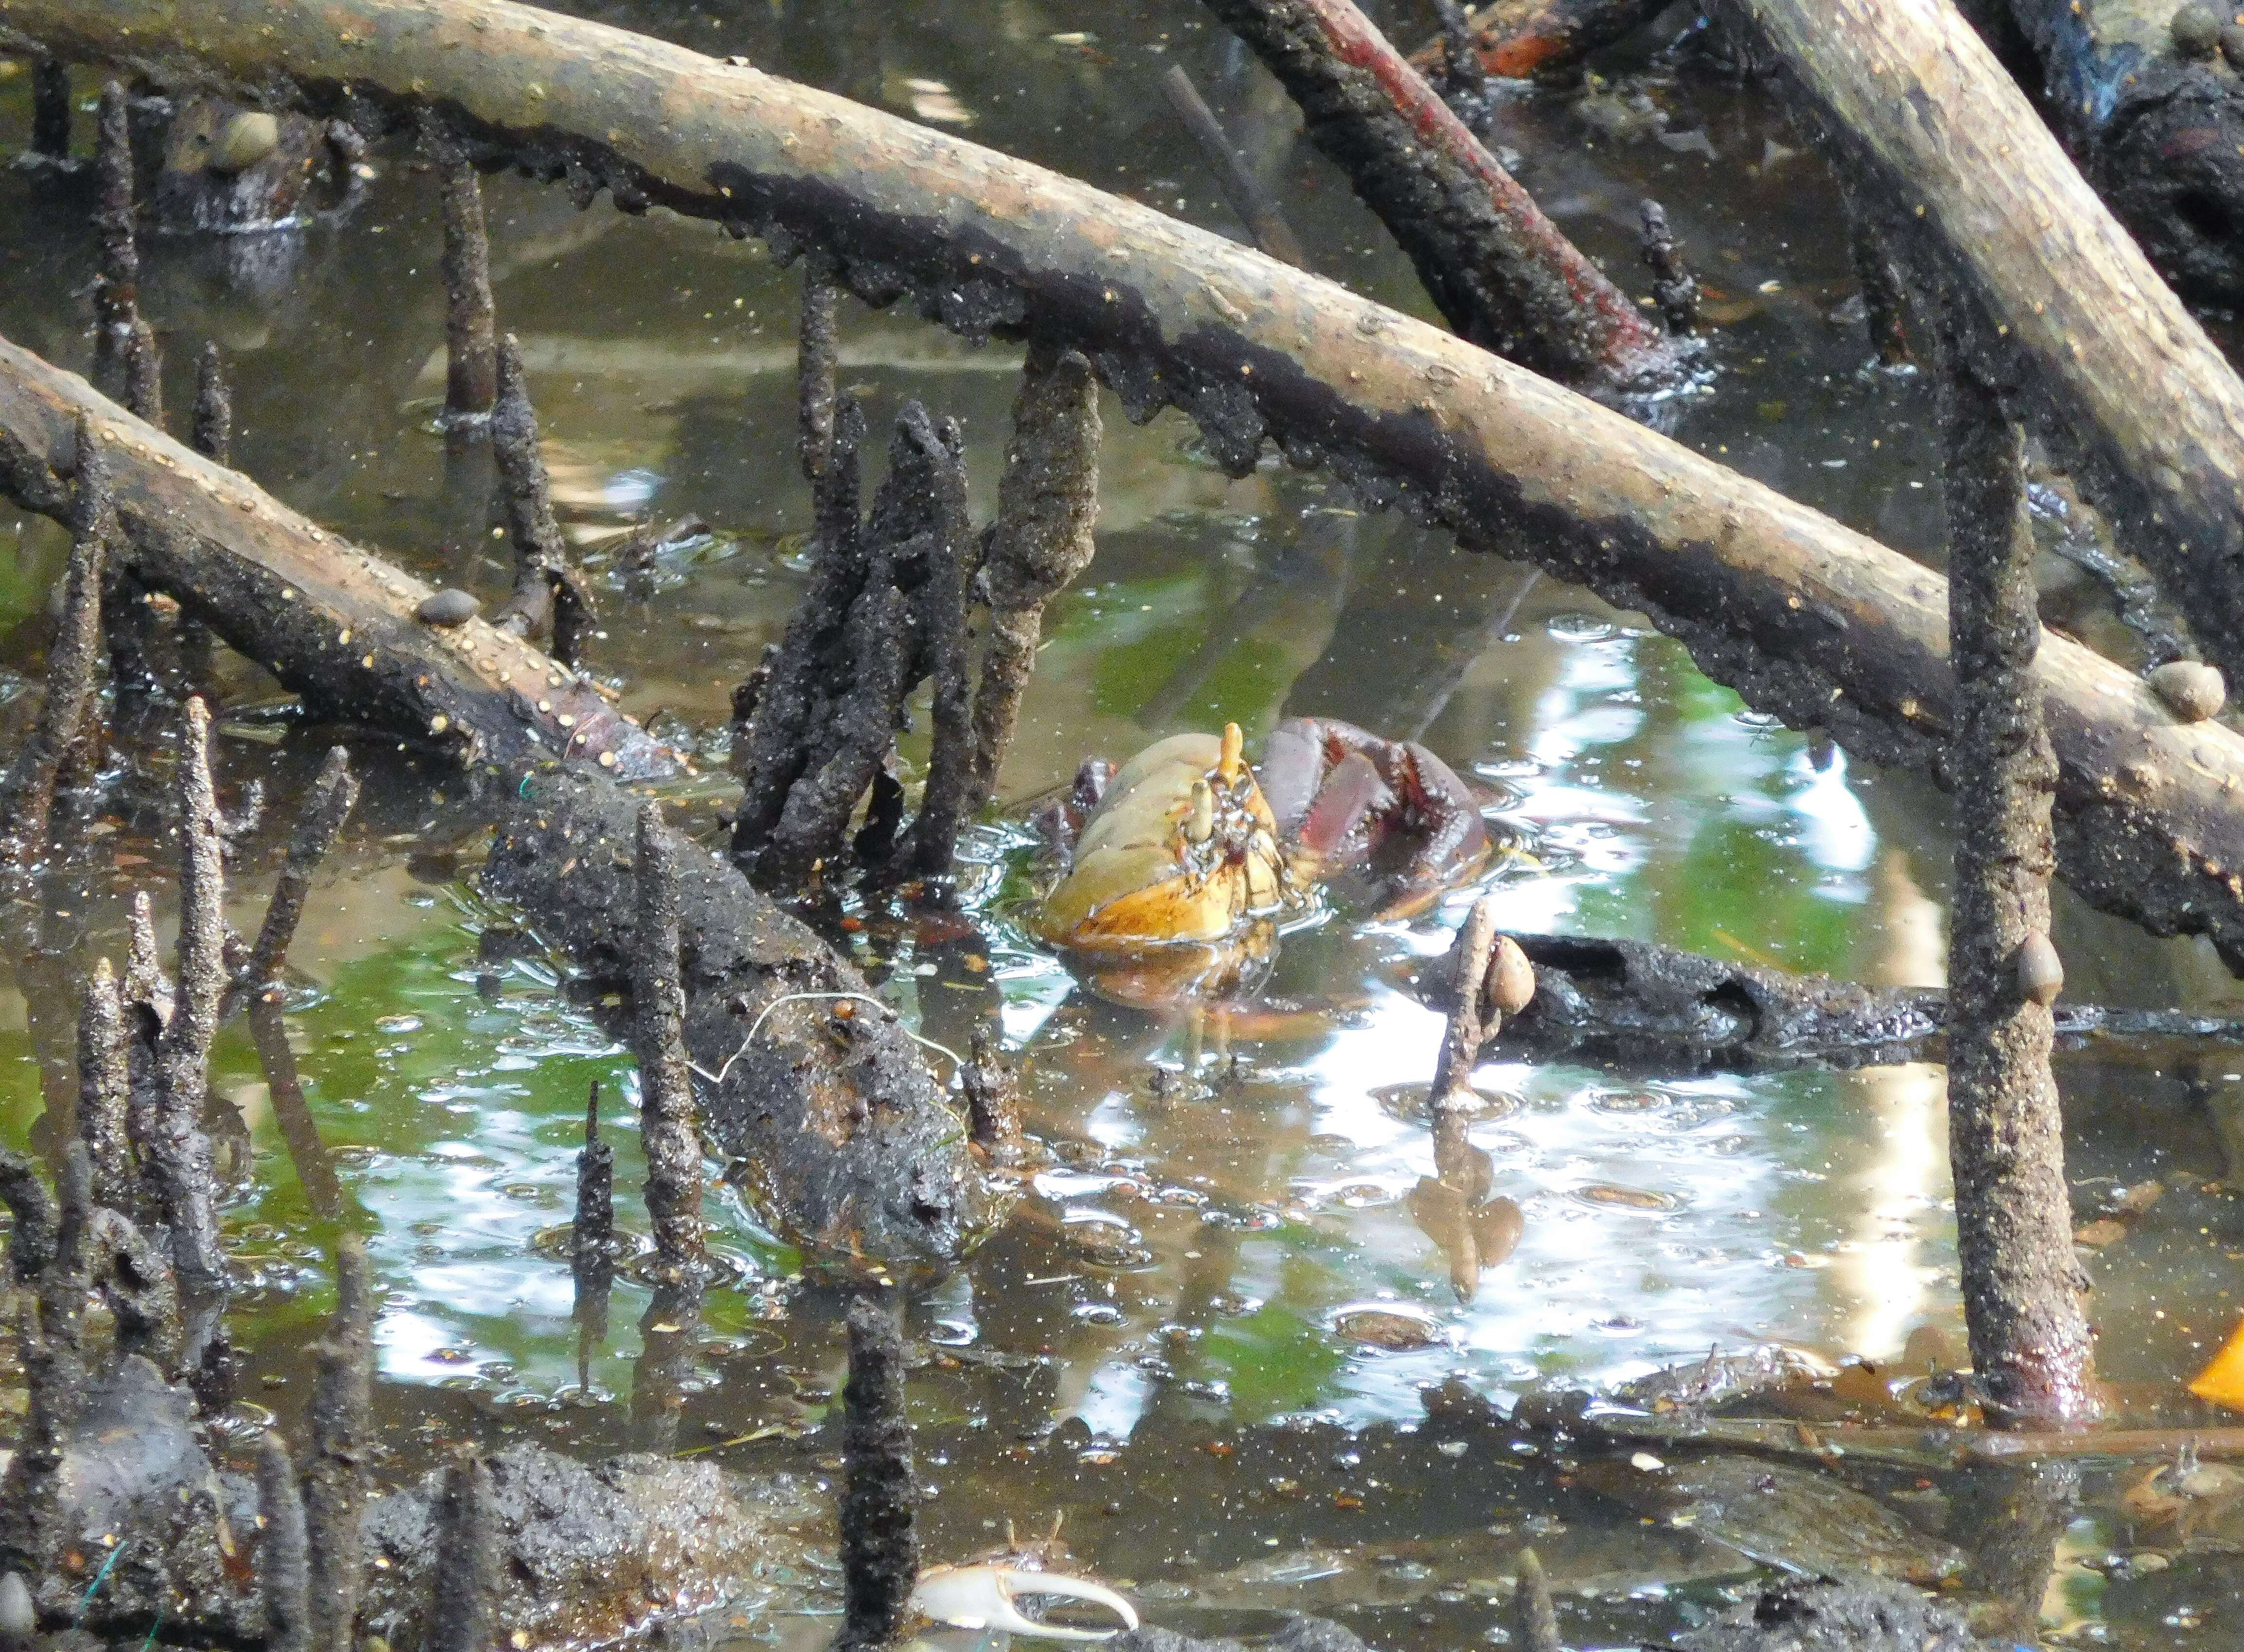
(632, 802, 705, 1279)
(1205, 0, 1680, 394)
(967, 345, 1100, 813)
(1512, 1547, 1560, 1652)
(838, 1291, 916, 1652)
(1941, 346, 2098, 1429)
(427, 116, 499, 423)
(242, 746, 359, 992)
(78, 957, 134, 1212)
(258, 1432, 314, 1652)
(427, 1452, 498, 1652)
(192, 341, 232, 464)
(0, 414, 108, 871)
(1157, 64, 1306, 266)
(305, 1233, 373, 1652)
(249, 1000, 345, 1221)
(30, 58, 71, 161)
(149, 697, 228, 1294)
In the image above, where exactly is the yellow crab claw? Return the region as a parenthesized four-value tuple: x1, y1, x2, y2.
(908, 1563, 1140, 1642)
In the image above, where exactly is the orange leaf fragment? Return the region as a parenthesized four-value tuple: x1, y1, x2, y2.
(2189, 1315, 2244, 1411)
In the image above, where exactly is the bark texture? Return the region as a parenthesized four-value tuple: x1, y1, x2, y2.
(1204, 0, 1680, 394)
(1942, 359, 2098, 1429)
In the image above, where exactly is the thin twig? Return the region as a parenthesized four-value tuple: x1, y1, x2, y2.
(1157, 65, 1306, 266)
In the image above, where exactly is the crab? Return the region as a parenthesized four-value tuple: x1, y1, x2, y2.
(907, 1519, 1140, 1642)
(1031, 717, 1488, 999)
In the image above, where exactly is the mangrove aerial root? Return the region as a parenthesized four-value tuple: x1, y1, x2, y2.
(77, 957, 134, 1212)
(1430, 894, 1501, 1118)
(191, 341, 232, 465)
(146, 697, 228, 1295)
(1637, 200, 1699, 337)
(490, 333, 597, 665)
(424, 113, 498, 424)
(306, 1233, 374, 1652)
(901, 418, 973, 880)
(29, 58, 71, 161)
(732, 394, 866, 873)
(1205, 0, 1682, 395)
(0, 1145, 58, 1284)
(631, 801, 707, 1280)
(574, 1078, 615, 1267)
(961, 1027, 1026, 1164)
(241, 745, 359, 994)
(1844, 196, 1910, 369)
(0, 414, 109, 873)
(91, 81, 138, 407)
(967, 345, 1101, 814)
(1157, 63, 1307, 266)
(839, 1291, 917, 1652)
(797, 256, 840, 485)
(1513, 1546, 1560, 1652)
(258, 1431, 315, 1652)
(428, 1452, 499, 1652)
(1940, 338, 2099, 1429)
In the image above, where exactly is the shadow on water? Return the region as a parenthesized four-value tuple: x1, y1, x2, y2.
(5, 1, 2244, 1645)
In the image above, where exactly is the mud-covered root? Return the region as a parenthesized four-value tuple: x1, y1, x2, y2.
(1512, 1547, 1560, 1652)
(574, 1079, 615, 1265)
(902, 419, 974, 880)
(421, 113, 499, 424)
(961, 1027, 1026, 1165)
(0, 1146, 58, 1284)
(427, 1451, 498, 1652)
(0, 413, 110, 873)
(77, 958, 134, 1211)
(732, 395, 867, 872)
(489, 333, 597, 664)
(1846, 199, 1911, 369)
(1638, 200, 1699, 337)
(1940, 337, 2098, 1429)
(29, 58, 72, 163)
(630, 1277, 703, 1453)
(91, 80, 140, 407)
(631, 802, 707, 1279)
(967, 345, 1101, 814)
(1429, 895, 1528, 1115)
(144, 697, 229, 1295)
(798, 256, 840, 484)
(306, 1233, 374, 1652)
(256, 1432, 314, 1652)
(191, 342, 233, 464)
(839, 1291, 917, 1652)
(241, 746, 359, 994)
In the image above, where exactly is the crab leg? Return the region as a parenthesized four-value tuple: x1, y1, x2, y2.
(908, 1564, 1140, 1641)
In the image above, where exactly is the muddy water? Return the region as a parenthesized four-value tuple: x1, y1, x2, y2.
(5, 2, 2244, 1646)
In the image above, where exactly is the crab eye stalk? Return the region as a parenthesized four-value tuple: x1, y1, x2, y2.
(1185, 778, 1215, 843)
(1217, 721, 1246, 786)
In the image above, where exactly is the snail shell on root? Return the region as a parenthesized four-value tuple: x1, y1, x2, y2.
(2149, 659, 2226, 723)
(210, 110, 281, 174)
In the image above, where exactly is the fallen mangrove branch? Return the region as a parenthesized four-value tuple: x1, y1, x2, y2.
(15, 0, 2244, 978)
(0, 335, 674, 779)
